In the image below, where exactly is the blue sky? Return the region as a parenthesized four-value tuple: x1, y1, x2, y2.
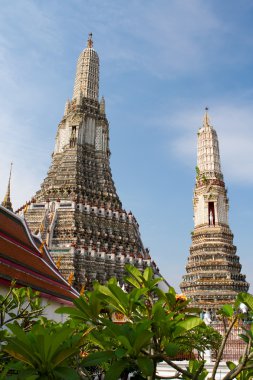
(0, 0, 253, 291)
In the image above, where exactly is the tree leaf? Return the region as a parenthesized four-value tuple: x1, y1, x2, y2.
(143, 267, 153, 282)
(173, 317, 203, 337)
(148, 277, 162, 288)
(81, 350, 114, 367)
(53, 366, 80, 380)
(165, 342, 180, 357)
(114, 347, 127, 358)
(133, 330, 153, 354)
(96, 284, 127, 315)
(104, 360, 128, 380)
(124, 276, 141, 289)
(137, 357, 154, 376)
(236, 293, 253, 311)
(220, 305, 234, 317)
(226, 361, 236, 371)
(117, 335, 133, 351)
(124, 265, 143, 288)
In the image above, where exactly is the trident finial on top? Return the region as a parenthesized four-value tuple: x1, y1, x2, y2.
(203, 107, 210, 127)
(87, 33, 93, 48)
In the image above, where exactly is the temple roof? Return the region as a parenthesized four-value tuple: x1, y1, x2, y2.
(0, 205, 78, 302)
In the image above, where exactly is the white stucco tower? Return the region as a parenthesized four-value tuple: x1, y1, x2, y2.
(72, 33, 99, 101)
(194, 110, 228, 228)
(180, 110, 248, 311)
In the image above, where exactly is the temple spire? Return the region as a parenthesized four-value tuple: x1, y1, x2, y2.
(21, 36, 154, 290)
(181, 113, 249, 311)
(87, 32, 93, 48)
(203, 107, 210, 128)
(2, 162, 13, 212)
(197, 108, 222, 179)
(100, 96, 105, 114)
(72, 32, 99, 101)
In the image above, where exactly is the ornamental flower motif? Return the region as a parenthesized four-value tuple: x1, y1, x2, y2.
(176, 293, 187, 302)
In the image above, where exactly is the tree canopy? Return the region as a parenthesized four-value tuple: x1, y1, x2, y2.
(1, 265, 253, 380)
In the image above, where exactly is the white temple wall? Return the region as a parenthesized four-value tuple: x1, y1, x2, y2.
(54, 123, 70, 154)
(41, 298, 71, 322)
(197, 127, 221, 175)
(195, 195, 205, 226)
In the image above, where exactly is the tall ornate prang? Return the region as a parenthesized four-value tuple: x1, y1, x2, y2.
(2, 162, 13, 212)
(180, 110, 249, 311)
(19, 35, 154, 290)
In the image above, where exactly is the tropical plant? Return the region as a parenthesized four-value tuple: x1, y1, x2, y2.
(2, 267, 253, 380)
(0, 282, 44, 329)
(56, 265, 220, 379)
(0, 284, 45, 376)
(2, 322, 93, 380)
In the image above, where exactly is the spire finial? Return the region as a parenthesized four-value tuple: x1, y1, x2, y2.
(72, 32, 99, 101)
(2, 162, 13, 212)
(9, 162, 13, 180)
(100, 96, 105, 114)
(203, 107, 210, 127)
(87, 33, 93, 48)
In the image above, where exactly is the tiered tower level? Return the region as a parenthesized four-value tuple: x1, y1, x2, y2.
(180, 111, 249, 311)
(19, 35, 152, 290)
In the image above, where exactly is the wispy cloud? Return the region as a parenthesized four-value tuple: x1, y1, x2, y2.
(91, 0, 223, 77)
(70, 0, 253, 79)
(1, 0, 253, 211)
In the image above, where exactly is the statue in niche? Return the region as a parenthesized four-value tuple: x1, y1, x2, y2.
(203, 310, 212, 325)
(209, 210, 214, 226)
(48, 202, 55, 225)
(70, 125, 77, 147)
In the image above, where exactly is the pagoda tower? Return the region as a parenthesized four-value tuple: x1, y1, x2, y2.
(19, 34, 152, 290)
(180, 110, 249, 311)
(2, 163, 13, 212)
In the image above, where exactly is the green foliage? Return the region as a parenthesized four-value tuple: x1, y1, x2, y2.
(236, 293, 253, 311)
(0, 284, 45, 376)
(3, 322, 87, 379)
(2, 267, 253, 379)
(183, 359, 208, 380)
(176, 324, 222, 356)
(202, 174, 208, 183)
(0, 283, 44, 329)
(220, 304, 234, 317)
(195, 166, 200, 179)
(227, 360, 253, 379)
(57, 265, 214, 378)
